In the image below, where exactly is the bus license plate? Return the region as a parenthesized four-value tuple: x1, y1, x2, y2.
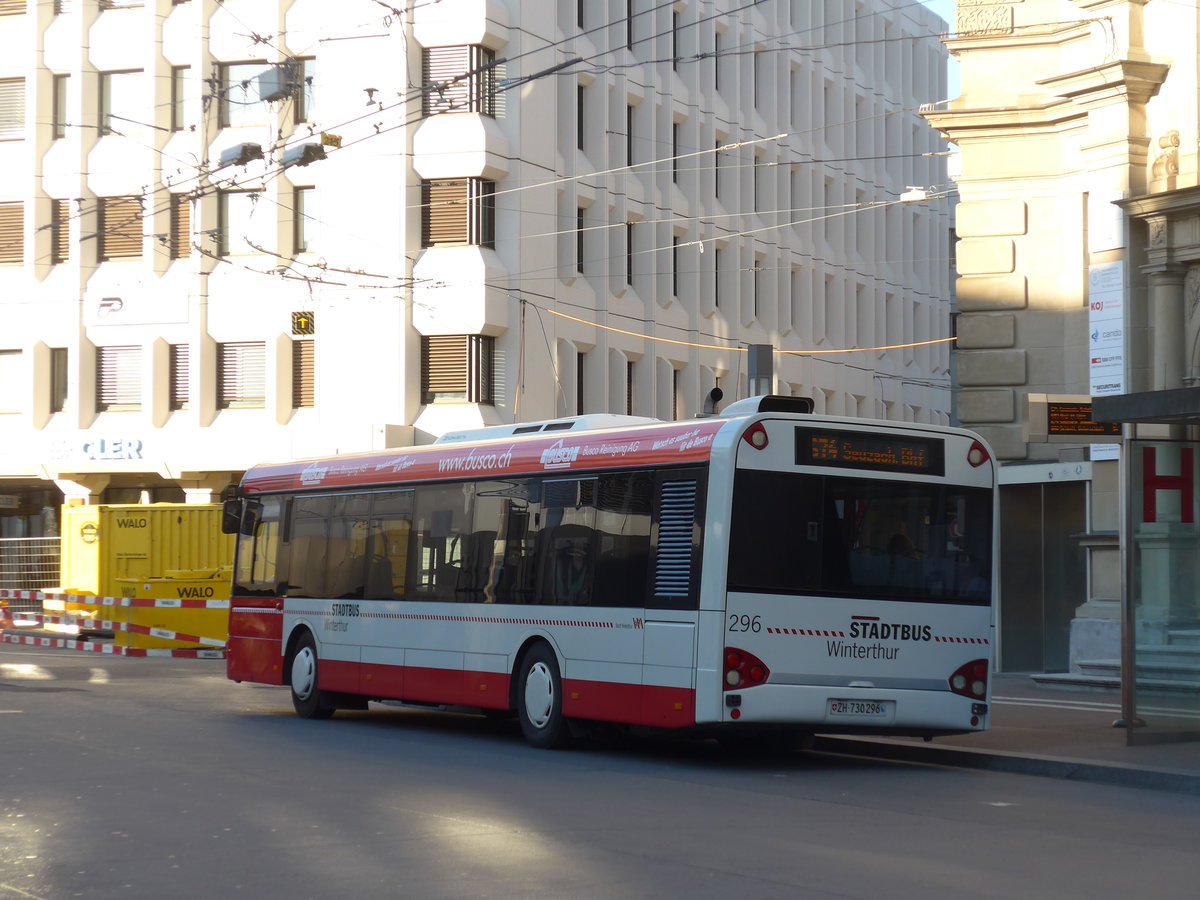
(828, 699, 891, 717)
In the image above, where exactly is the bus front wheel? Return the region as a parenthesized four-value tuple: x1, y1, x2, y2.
(516, 644, 573, 749)
(290, 632, 335, 720)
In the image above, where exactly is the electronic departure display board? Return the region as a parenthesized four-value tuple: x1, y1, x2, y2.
(1046, 402, 1121, 437)
(795, 427, 945, 476)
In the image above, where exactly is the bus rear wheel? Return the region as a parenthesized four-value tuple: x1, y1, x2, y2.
(516, 644, 573, 749)
(290, 632, 335, 720)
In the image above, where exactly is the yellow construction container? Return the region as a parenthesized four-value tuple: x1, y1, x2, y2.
(55, 505, 235, 628)
(113, 571, 232, 650)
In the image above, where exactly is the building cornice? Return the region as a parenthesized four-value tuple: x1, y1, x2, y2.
(1038, 59, 1170, 107)
(923, 98, 1084, 138)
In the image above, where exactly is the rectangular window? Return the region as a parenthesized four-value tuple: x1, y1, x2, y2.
(219, 61, 271, 128)
(672, 12, 679, 70)
(575, 207, 585, 274)
(714, 141, 721, 198)
(293, 187, 316, 253)
(714, 31, 722, 92)
(626, 360, 634, 415)
(218, 189, 265, 256)
(672, 236, 679, 298)
(169, 343, 189, 411)
(576, 83, 585, 150)
(713, 246, 721, 308)
(626, 103, 634, 166)
(575, 348, 585, 414)
(625, 222, 634, 286)
(169, 193, 190, 259)
(97, 196, 142, 260)
(50, 347, 68, 414)
(0, 202, 22, 265)
(0, 78, 24, 140)
(96, 345, 141, 412)
(0, 349, 23, 414)
(170, 66, 191, 132)
(292, 340, 314, 408)
(728, 470, 993, 606)
(99, 70, 142, 135)
(52, 74, 68, 139)
(626, 0, 634, 49)
(422, 45, 495, 117)
(672, 123, 679, 182)
(0, 0, 26, 15)
(294, 57, 316, 123)
(421, 334, 494, 405)
(421, 178, 495, 248)
(51, 199, 69, 264)
(218, 341, 266, 409)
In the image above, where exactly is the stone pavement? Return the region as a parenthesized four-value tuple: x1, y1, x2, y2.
(813, 673, 1200, 794)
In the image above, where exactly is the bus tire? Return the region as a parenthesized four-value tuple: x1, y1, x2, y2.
(516, 644, 573, 749)
(290, 632, 335, 720)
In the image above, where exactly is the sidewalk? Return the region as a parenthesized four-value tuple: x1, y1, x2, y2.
(813, 673, 1200, 794)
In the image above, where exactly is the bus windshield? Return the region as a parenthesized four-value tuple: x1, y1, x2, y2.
(728, 469, 992, 605)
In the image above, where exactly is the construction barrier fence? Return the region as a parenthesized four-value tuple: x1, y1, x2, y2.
(0, 589, 227, 659)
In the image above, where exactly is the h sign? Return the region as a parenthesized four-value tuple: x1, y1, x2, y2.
(1142, 446, 1195, 524)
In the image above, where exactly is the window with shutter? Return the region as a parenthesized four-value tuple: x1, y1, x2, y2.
(422, 45, 495, 116)
(0, 1, 26, 16)
(292, 340, 314, 408)
(421, 178, 494, 248)
(169, 194, 190, 259)
(218, 341, 266, 409)
(96, 345, 141, 411)
(422, 179, 467, 246)
(0, 202, 22, 265)
(421, 334, 493, 404)
(98, 196, 142, 260)
(51, 199, 70, 264)
(0, 78, 24, 140)
(169, 344, 189, 410)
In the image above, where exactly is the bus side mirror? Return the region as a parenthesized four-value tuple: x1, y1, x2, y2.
(221, 500, 242, 535)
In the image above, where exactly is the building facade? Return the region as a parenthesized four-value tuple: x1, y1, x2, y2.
(926, 0, 1200, 728)
(0, 0, 953, 536)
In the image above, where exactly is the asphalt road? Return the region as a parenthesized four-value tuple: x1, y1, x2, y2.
(3, 644, 1199, 900)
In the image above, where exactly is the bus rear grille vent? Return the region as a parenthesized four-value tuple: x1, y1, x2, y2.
(655, 480, 697, 597)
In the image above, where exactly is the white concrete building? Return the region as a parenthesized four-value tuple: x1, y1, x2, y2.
(0, 0, 952, 531)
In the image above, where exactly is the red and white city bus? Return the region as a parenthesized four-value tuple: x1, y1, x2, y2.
(223, 395, 996, 750)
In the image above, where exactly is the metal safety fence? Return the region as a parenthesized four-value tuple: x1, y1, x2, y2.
(0, 538, 60, 611)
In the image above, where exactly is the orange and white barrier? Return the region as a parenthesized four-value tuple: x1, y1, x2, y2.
(0, 589, 228, 658)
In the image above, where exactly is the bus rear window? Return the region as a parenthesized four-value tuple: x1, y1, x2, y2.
(728, 469, 992, 605)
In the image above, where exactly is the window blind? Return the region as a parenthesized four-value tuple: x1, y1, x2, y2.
(96, 345, 141, 411)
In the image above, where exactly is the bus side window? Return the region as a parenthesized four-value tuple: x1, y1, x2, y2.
(233, 495, 288, 597)
(364, 490, 413, 600)
(410, 484, 472, 602)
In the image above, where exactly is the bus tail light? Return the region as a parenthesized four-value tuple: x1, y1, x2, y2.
(967, 440, 989, 468)
(742, 423, 769, 450)
(724, 648, 770, 690)
(948, 659, 988, 700)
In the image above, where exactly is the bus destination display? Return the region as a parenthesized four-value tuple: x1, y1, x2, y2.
(795, 427, 945, 476)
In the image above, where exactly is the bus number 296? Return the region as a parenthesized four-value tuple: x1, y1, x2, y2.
(727, 614, 761, 633)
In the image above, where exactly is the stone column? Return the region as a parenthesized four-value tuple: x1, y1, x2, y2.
(1184, 266, 1200, 385)
(1151, 268, 1186, 390)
